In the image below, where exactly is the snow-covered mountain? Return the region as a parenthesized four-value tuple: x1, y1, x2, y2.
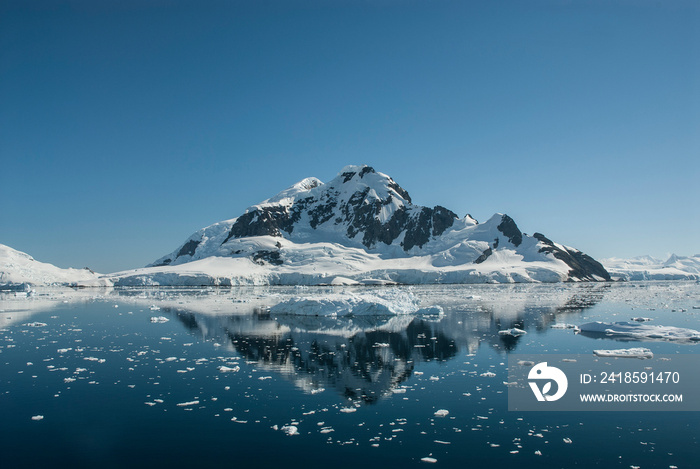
(0, 244, 107, 289)
(109, 165, 610, 286)
(603, 254, 700, 281)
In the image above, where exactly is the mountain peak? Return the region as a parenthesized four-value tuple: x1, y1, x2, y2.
(145, 165, 610, 284)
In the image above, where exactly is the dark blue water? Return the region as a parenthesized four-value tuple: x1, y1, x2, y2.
(1, 283, 698, 468)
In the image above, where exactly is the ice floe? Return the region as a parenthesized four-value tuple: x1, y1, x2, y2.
(176, 400, 200, 407)
(218, 365, 240, 373)
(281, 425, 299, 436)
(578, 321, 700, 342)
(593, 348, 653, 359)
(498, 328, 526, 337)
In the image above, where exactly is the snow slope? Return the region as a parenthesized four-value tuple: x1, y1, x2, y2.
(108, 165, 610, 286)
(0, 244, 108, 288)
(603, 255, 700, 281)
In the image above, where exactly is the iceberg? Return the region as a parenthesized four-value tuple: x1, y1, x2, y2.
(269, 289, 441, 317)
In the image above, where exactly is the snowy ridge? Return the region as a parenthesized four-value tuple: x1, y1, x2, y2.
(603, 254, 700, 281)
(0, 244, 108, 288)
(109, 165, 610, 286)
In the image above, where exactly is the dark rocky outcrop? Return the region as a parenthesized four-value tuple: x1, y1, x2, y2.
(176, 239, 200, 258)
(219, 169, 457, 252)
(222, 206, 292, 243)
(252, 250, 283, 266)
(474, 247, 493, 264)
(533, 232, 611, 281)
(497, 215, 522, 247)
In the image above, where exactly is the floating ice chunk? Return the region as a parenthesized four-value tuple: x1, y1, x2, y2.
(434, 409, 449, 417)
(480, 371, 496, 377)
(551, 324, 577, 329)
(281, 425, 299, 436)
(498, 328, 526, 337)
(631, 317, 653, 322)
(416, 306, 445, 316)
(31, 415, 44, 421)
(372, 343, 390, 348)
(563, 438, 572, 444)
(339, 407, 357, 413)
(578, 321, 700, 342)
(269, 290, 438, 316)
(149, 305, 161, 311)
(84, 357, 106, 363)
(218, 365, 240, 373)
(593, 348, 653, 359)
(421, 457, 438, 463)
(176, 400, 200, 407)
(150, 316, 169, 323)
(26, 322, 47, 327)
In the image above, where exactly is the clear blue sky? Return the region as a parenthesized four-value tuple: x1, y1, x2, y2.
(1, 0, 698, 273)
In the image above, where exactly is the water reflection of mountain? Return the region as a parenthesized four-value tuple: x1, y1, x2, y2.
(155, 284, 607, 403)
(171, 310, 456, 404)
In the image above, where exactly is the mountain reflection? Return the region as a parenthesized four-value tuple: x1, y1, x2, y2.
(171, 310, 455, 404)
(141, 284, 608, 404)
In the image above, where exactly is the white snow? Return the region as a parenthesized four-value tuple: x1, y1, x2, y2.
(593, 348, 654, 359)
(0, 244, 109, 287)
(603, 254, 700, 281)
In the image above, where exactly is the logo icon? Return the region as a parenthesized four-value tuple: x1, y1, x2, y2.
(528, 362, 568, 402)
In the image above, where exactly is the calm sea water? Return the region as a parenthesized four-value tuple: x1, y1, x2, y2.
(1, 282, 699, 468)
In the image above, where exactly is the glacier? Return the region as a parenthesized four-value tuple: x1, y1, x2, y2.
(0, 244, 108, 289)
(602, 254, 700, 281)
